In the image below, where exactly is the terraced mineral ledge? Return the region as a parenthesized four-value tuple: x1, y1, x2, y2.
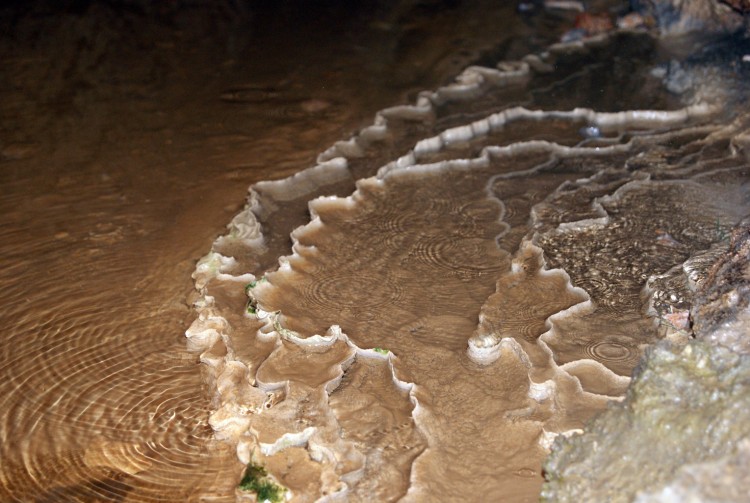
(542, 219, 750, 502)
(188, 30, 750, 501)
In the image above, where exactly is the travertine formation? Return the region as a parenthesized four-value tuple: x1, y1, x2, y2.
(189, 28, 750, 502)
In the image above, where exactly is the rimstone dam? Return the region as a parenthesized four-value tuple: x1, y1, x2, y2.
(2, 0, 750, 501)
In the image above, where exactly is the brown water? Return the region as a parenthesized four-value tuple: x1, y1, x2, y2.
(0, 1, 550, 501)
(4, 2, 750, 502)
(194, 24, 750, 503)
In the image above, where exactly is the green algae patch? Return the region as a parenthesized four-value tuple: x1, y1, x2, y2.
(373, 347, 390, 355)
(245, 276, 267, 293)
(245, 277, 268, 316)
(238, 463, 287, 502)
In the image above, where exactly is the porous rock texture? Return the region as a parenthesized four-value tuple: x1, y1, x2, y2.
(542, 219, 750, 502)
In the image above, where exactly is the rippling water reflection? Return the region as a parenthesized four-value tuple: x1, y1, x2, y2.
(0, 1, 537, 500)
(5, 1, 749, 500)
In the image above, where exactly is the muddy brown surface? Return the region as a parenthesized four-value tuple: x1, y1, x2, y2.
(0, 1, 547, 500)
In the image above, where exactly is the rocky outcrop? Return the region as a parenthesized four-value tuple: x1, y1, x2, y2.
(542, 218, 750, 502)
(632, 0, 750, 33)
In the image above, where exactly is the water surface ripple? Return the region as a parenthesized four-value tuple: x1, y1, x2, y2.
(1, 1, 538, 500)
(193, 28, 750, 501)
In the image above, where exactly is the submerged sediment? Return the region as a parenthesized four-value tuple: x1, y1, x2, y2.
(189, 28, 750, 501)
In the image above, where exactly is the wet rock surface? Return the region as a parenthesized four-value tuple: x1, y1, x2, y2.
(542, 218, 750, 501)
(633, 0, 750, 33)
(692, 218, 750, 353)
(542, 340, 750, 502)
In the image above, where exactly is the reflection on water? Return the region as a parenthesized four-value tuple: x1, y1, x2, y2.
(194, 25, 750, 503)
(3, 0, 749, 501)
(0, 0, 544, 501)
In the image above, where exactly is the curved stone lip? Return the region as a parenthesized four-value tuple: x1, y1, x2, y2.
(186, 26, 744, 500)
